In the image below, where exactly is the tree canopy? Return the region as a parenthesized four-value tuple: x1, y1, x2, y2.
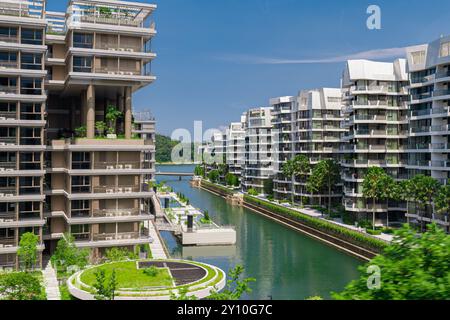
(333, 224, 450, 300)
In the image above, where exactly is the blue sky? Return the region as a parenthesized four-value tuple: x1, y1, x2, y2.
(48, 0, 450, 136)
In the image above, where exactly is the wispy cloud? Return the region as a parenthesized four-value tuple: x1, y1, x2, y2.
(216, 47, 407, 65)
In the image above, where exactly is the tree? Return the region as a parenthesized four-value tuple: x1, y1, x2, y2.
(0, 272, 44, 300)
(307, 160, 340, 213)
(208, 169, 220, 183)
(332, 224, 450, 300)
(105, 105, 123, 135)
(51, 234, 90, 272)
(263, 178, 274, 196)
(387, 180, 410, 227)
(208, 265, 256, 300)
(93, 269, 117, 300)
(282, 155, 310, 206)
(17, 232, 39, 270)
(362, 167, 394, 230)
(194, 165, 205, 177)
(435, 185, 450, 233)
(95, 121, 107, 138)
(408, 175, 440, 232)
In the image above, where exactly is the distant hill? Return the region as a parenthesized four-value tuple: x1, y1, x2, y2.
(155, 134, 200, 163)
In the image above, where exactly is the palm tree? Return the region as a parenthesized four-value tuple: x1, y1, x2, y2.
(362, 167, 393, 230)
(387, 180, 409, 227)
(307, 160, 340, 214)
(435, 185, 450, 233)
(408, 175, 440, 232)
(282, 155, 310, 206)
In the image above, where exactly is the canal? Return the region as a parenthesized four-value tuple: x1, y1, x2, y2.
(156, 164, 362, 300)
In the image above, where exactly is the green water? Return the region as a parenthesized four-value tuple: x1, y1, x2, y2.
(157, 164, 362, 300)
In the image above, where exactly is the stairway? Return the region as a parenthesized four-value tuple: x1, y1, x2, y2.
(42, 258, 61, 300)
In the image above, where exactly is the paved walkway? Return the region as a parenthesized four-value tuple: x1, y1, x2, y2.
(147, 221, 168, 259)
(42, 259, 61, 300)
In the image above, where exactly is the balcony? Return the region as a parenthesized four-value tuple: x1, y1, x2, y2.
(0, 238, 16, 249)
(0, 85, 17, 94)
(93, 162, 141, 170)
(93, 185, 141, 194)
(0, 111, 16, 119)
(0, 61, 18, 69)
(0, 35, 18, 44)
(93, 231, 148, 242)
(92, 208, 145, 218)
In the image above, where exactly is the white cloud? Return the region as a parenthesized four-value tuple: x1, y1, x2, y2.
(216, 47, 407, 65)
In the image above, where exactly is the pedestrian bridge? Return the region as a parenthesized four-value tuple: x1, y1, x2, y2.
(155, 172, 194, 177)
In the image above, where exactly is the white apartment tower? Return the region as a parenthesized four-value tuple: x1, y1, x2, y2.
(242, 107, 273, 193)
(341, 59, 409, 225)
(273, 89, 344, 206)
(225, 116, 246, 176)
(405, 36, 450, 230)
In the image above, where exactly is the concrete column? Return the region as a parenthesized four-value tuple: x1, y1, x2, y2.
(86, 84, 95, 139)
(124, 86, 132, 139)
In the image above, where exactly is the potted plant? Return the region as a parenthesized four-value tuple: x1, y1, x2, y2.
(74, 126, 87, 138)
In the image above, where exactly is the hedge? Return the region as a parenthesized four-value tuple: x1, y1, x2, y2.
(201, 179, 236, 196)
(244, 195, 388, 253)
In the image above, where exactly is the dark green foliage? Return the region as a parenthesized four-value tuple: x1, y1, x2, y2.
(208, 265, 256, 300)
(0, 272, 45, 300)
(333, 224, 450, 300)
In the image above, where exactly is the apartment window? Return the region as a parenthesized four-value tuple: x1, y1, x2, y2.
(21, 29, 43, 45)
(0, 27, 17, 41)
(73, 33, 93, 49)
(440, 42, 450, 58)
(71, 176, 91, 193)
(20, 78, 42, 95)
(0, 51, 17, 67)
(19, 202, 40, 220)
(20, 103, 41, 120)
(0, 177, 16, 194)
(0, 102, 16, 118)
(0, 77, 17, 93)
(71, 224, 90, 241)
(73, 56, 92, 73)
(0, 202, 15, 215)
(0, 127, 16, 139)
(19, 176, 41, 195)
(411, 51, 426, 64)
(0, 152, 16, 165)
(71, 200, 90, 218)
(0, 228, 15, 239)
(20, 152, 41, 170)
(72, 152, 91, 169)
(21, 53, 42, 70)
(20, 128, 41, 145)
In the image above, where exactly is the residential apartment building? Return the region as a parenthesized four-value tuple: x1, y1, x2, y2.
(225, 117, 246, 177)
(341, 59, 409, 225)
(0, 0, 157, 270)
(242, 107, 274, 193)
(272, 89, 344, 206)
(133, 110, 156, 183)
(405, 36, 450, 230)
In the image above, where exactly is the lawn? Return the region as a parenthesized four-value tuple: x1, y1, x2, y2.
(80, 261, 173, 289)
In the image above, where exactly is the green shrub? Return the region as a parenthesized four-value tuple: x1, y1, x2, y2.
(247, 188, 259, 196)
(244, 195, 387, 252)
(143, 266, 159, 277)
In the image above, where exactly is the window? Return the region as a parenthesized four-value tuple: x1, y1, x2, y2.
(21, 53, 42, 70)
(20, 103, 41, 120)
(440, 42, 450, 58)
(72, 152, 91, 169)
(73, 33, 93, 48)
(21, 78, 42, 95)
(411, 51, 426, 64)
(21, 29, 43, 45)
(0, 102, 16, 114)
(0, 27, 17, 42)
(73, 56, 92, 73)
(20, 152, 41, 170)
(0, 51, 17, 67)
